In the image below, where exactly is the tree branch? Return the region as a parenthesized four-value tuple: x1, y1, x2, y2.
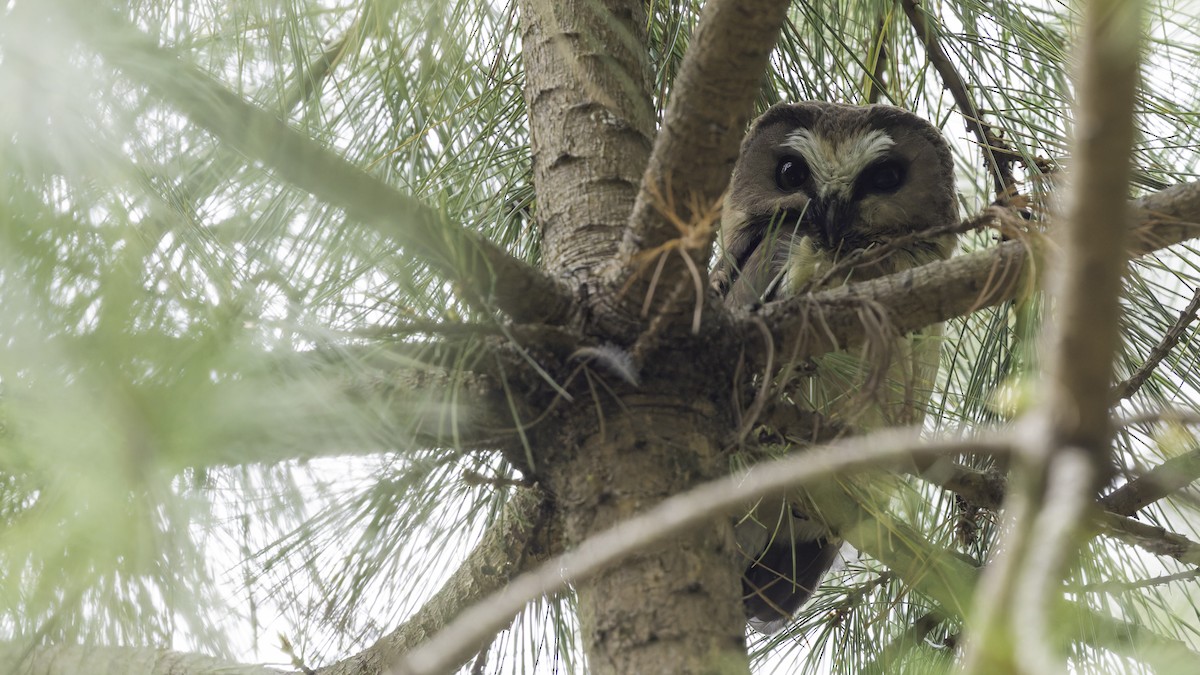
(1101, 447, 1200, 516)
(624, 0, 790, 265)
(1097, 511, 1200, 568)
(1011, 451, 1096, 674)
(901, 0, 1023, 199)
(912, 460, 1006, 510)
(318, 488, 557, 675)
(1112, 286, 1200, 401)
(395, 429, 1009, 675)
(56, 3, 573, 326)
(605, 0, 790, 343)
(861, 611, 943, 675)
(913, 457, 1200, 572)
(749, 182, 1200, 371)
(1039, 0, 1140, 462)
(864, 13, 891, 105)
(141, 6, 366, 248)
(517, 0, 656, 277)
(965, 5, 1144, 664)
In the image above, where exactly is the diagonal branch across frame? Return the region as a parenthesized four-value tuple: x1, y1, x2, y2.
(56, 3, 575, 327)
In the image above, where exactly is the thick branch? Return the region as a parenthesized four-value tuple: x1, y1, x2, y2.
(751, 182, 1200, 370)
(963, 9, 1143, 663)
(1040, 0, 1140, 462)
(58, 4, 572, 325)
(861, 612, 943, 675)
(517, 0, 656, 277)
(624, 0, 789, 264)
(319, 488, 556, 675)
(603, 0, 790, 343)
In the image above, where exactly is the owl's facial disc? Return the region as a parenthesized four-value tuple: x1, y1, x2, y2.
(775, 128, 905, 252)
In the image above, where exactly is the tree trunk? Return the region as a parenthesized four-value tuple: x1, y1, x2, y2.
(541, 389, 750, 674)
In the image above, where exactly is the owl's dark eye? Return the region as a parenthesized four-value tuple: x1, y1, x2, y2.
(862, 160, 906, 192)
(775, 157, 810, 192)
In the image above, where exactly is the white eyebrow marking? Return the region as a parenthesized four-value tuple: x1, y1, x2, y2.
(781, 129, 895, 199)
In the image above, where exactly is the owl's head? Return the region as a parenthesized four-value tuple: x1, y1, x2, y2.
(717, 102, 958, 305)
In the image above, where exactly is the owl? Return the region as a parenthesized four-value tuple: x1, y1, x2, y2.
(716, 102, 958, 633)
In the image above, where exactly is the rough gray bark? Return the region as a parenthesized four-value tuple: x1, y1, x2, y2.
(539, 394, 748, 675)
(518, 0, 655, 282)
(512, 1, 791, 671)
(624, 0, 790, 260)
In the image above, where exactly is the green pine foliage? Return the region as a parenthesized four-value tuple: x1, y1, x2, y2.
(1, 1, 1199, 672)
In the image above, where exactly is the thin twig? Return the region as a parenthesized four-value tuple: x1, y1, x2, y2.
(830, 571, 895, 628)
(1117, 408, 1200, 428)
(1072, 568, 1200, 594)
(1112, 286, 1200, 400)
(800, 215, 994, 294)
(735, 316, 776, 443)
(864, 13, 890, 105)
(1101, 447, 1200, 516)
(901, 0, 1023, 200)
(1098, 511, 1200, 567)
(462, 470, 529, 490)
(280, 635, 317, 675)
(861, 611, 943, 675)
(908, 460, 1006, 510)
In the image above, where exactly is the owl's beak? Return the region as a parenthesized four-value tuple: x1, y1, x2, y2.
(802, 197, 855, 252)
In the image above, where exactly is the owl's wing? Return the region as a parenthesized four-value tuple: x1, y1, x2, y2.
(737, 496, 843, 634)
